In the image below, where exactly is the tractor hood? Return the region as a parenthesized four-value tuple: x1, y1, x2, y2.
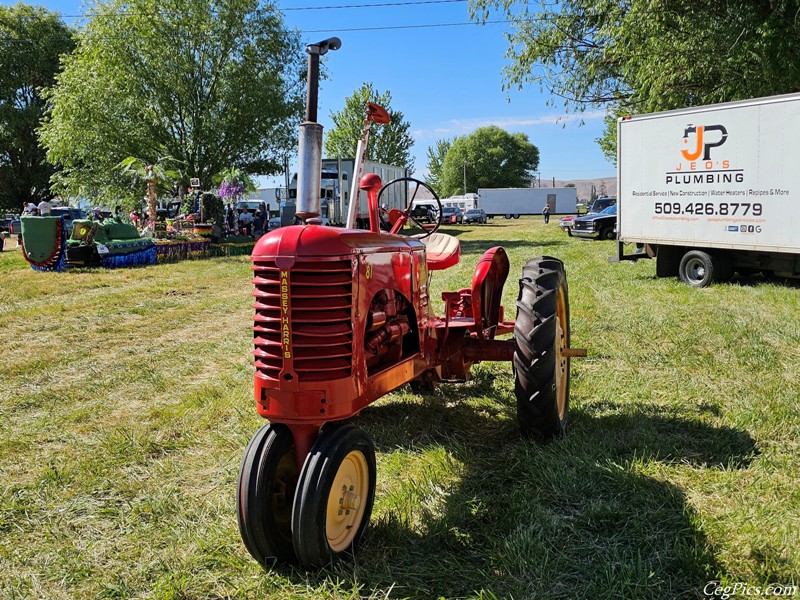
(252, 225, 424, 259)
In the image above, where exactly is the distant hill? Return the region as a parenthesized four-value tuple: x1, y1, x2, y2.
(538, 177, 617, 202)
(415, 177, 617, 203)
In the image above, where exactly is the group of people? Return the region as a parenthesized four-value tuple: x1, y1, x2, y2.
(22, 200, 53, 216)
(226, 204, 269, 238)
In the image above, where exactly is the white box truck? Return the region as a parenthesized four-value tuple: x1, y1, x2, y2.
(478, 187, 577, 219)
(288, 158, 408, 227)
(614, 93, 800, 286)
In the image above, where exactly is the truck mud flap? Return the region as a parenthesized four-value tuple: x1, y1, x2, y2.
(655, 245, 682, 278)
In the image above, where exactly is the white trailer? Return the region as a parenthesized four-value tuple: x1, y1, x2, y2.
(441, 193, 478, 211)
(614, 92, 800, 286)
(477, 187, 578, 219)
(288, 158, 408, 227)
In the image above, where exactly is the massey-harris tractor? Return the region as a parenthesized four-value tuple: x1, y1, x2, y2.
(238, 38, 585, 568)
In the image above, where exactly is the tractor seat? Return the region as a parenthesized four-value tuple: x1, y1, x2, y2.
(415, 232, 460, 271)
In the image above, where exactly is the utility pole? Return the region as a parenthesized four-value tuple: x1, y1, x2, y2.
(284, 155, 290, 198)
(463, 162, 467, 195)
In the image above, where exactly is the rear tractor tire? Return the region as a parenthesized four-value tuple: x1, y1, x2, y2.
(513, 257, 571, 441)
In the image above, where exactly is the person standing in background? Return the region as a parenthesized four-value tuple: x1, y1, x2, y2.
(238, 207, 254, 236)
(37, 199, 52, 215)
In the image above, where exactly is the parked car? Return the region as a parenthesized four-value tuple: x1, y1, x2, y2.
(571, 204, 617, 240)
(8, 218, 22, 236)
(559, 197, 617, 236)
(441, 206, 463, 224)
(410, 202, 438, 223)
(558, 215, 577, 236)
(463, 208, 487, 224)
(0, 214, 16, 234)
(50, 207, 86, 234)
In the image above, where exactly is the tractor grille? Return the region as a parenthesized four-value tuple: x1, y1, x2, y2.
(253, 259, 354, 382)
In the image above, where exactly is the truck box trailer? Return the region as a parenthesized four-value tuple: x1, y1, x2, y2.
(478, 187, 577, 219)
(288, 158, 408, 227)
(614, 93, 800, 286)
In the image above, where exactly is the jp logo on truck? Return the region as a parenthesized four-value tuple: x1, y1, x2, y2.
(681, 124, 728, 161)
(668, 122, 742, 185)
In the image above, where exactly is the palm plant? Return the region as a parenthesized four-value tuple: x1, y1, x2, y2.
(117, 157, 182, 227)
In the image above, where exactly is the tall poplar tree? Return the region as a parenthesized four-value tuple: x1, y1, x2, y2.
(324, 82, 414, 170)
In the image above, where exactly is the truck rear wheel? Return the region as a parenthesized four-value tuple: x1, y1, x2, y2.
(679, 250, 732, 287)
(679, 250, 714, 287)
(513, 257, 571, 441)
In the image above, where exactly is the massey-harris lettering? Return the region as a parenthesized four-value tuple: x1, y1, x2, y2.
(280, 270, 291, 359)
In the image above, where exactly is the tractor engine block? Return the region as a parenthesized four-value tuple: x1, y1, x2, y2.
(365, 289, 410, 370)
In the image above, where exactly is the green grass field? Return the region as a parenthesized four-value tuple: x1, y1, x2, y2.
(1, 219, 798, 599)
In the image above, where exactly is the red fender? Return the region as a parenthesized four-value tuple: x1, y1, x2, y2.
(470, 247, 510, 340)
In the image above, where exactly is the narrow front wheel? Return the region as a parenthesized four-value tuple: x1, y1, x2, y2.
(237, 423, 298, 566)
(292, 425, 376, 567)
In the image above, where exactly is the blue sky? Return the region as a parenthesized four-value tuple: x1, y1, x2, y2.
(9, 0, 616, 187)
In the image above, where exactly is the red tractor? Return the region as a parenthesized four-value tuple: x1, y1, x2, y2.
(238, 38, 585, 568)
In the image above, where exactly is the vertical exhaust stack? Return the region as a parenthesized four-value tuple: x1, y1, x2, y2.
(296, 37, 341, 220)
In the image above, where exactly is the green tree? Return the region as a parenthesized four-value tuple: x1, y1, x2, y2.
(40, 0, 303, 202)
(0, 4, 74, 212)
(470, 0, 800, 160)
(424, 138, 451, 196)
(440, 126, 539, 197)
(324, 82, 414, 170)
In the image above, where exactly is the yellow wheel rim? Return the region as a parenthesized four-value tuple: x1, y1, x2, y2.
(555, 284, 569, 420)
(326, 450, 369, 552)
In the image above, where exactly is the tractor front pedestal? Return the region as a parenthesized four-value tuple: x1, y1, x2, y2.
(287, 423, 320, 474)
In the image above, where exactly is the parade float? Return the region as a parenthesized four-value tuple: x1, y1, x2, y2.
(19, 213, 253, 271)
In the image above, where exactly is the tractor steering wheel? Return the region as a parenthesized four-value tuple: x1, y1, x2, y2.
(377, 177, 443, 239)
